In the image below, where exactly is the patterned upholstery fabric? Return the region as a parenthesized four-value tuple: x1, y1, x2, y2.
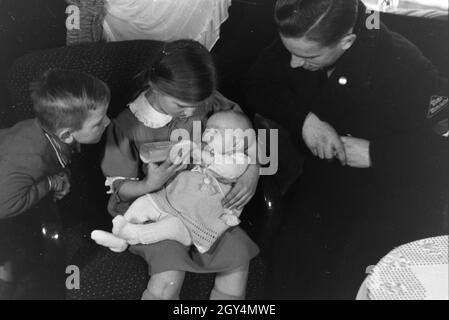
(7, 40, 267, 300)
(8, 40, 163, 120)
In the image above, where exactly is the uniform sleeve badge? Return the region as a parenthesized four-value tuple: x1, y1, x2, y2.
(427, 95, 448, 119)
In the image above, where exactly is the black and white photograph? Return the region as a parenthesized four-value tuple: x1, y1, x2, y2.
(0, 0, 448, 305)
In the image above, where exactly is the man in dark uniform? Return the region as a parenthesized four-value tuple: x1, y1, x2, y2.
(246, 0, 448, 299)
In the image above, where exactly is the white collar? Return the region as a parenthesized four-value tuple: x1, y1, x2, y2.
(129, 92, 173, 128)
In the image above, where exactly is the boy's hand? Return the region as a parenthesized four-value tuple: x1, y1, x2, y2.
(222, 164, 260, 211)
(49, 171, 71, 201)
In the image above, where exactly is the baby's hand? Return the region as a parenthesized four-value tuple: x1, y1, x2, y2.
(220, 209, 241, 226)
(191, 142, 204, 164)
(201, 149, 215, 165)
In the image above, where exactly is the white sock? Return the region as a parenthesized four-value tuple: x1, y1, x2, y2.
(91, 230, 128, 252)
(114, 215, 192, 247)
(136, 218, 192, 246)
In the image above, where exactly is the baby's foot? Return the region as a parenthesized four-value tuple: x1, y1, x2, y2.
(91, 230, 128, 253)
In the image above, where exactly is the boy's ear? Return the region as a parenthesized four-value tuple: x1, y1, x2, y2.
(340, 33, 357, 51)
(57, 128, 74, 144)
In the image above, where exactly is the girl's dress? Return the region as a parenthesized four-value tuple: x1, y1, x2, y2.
(101, 91, 259, 275)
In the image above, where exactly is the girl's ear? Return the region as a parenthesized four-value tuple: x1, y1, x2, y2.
(57, 128, 74, 144)
(340, 33, 357, 51)
(144, 85, 160, 104)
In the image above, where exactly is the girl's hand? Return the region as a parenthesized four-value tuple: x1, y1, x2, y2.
(144, 156, 187, 192)
(222, 164, 260, 211)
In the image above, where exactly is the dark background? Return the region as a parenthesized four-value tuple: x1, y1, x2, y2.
(1, 0, 447, 118)
(0, 0, 278, 122)
(0, 0, 66, 118)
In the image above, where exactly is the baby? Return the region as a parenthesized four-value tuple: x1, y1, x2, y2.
(92, 110, 256, 253)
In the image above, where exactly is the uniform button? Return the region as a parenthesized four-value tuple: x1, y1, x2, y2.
(338, 77, 348, 85)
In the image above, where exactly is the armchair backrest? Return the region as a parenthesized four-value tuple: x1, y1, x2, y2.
(7, 40, 164, 123)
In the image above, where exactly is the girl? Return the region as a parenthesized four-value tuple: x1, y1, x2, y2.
(101, 39, 260, 300)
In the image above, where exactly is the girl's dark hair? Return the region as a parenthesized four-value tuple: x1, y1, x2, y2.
(138, 39, 217, 104)
(275, 0, 359, 47)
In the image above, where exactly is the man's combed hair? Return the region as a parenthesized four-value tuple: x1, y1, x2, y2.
(30, 70, 110, 133)
(275, 0, 359, 47)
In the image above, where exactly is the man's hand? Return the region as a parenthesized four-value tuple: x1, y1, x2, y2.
(341, 136, 372, 168)
(222, 164, 260, 211)
(49, 171, 71, 201)
(302, 112, 346, 165)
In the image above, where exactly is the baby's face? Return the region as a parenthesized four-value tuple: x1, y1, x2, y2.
(202, 112, 253, 155)
(202, 126, 236, 155)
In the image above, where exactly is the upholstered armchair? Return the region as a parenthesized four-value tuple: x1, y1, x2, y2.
(5, 40, 284, 299)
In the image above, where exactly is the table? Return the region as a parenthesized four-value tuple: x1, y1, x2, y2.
(357, 236, 448, 300)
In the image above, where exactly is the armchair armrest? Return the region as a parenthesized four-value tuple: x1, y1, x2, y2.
(240, 113, 304, 253)
(9, 197, 66, 299)
(36, 197, 64, 269)
(255, 174, 284, 253)
(240, 174, 283, 255)
(34, 197, 66, 299)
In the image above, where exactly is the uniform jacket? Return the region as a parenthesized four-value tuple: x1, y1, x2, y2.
(245, 2, 448, 224)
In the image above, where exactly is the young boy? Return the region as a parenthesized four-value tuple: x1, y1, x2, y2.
(0, 69, 111, 299)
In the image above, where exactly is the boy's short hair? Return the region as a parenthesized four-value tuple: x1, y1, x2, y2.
(30, 69, 110, 133)
(275, 0, 359, 47)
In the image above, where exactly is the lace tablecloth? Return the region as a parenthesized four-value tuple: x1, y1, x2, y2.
(362, 236, 448, 300)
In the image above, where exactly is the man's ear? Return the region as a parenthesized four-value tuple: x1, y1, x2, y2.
(57, 128, 74, 144)
(340, 33, 357, 51)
